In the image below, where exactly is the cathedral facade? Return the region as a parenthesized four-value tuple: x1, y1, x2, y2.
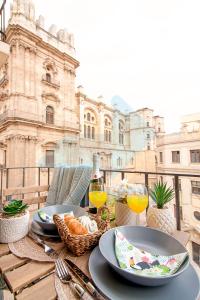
(0, 0, 164, 187)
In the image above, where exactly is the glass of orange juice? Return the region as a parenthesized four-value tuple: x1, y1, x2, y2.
(89, 182, 107, 211)
(127, 184, 148, 225)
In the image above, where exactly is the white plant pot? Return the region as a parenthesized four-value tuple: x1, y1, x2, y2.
(115, 202, 137, 226)
(0, 211, 29, 243)
(147, 206, 176, 235)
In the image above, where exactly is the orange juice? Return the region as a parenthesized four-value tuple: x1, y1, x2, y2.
(89, 191, 107, 208)
(127, 195, 148, 214)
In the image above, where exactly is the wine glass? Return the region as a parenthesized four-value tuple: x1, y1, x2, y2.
(89, 181, 107, 211)
(126, 184, 148, 225)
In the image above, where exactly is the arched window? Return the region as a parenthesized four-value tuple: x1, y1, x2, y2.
(46, 106, 54, 124)
(46, 73, 51, 83)
(119, 120, 124, 145)
(84, 124, 86, 138)
(108, 131, 111, 142)
(147, 143, 150, 150)
(87, 113, 91, 121)
(84, 109, 97, 140)
(104, 116, 112, 143)
(87, 126, 91, 139)
(92, 127, 95, 139)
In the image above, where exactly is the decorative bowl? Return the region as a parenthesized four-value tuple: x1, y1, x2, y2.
(33, 204, 87, 232)
(99, 226, 189, 286)
(0, 211, 29, 243)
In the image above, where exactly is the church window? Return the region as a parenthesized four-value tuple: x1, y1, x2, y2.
(104, 116, 112, 143)
(46, 106, 54, 124)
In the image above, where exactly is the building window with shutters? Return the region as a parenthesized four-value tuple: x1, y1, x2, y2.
(46, 150, 54, 167)
(172, 151, 180, 163)
(46, 106, 54, 124)
(190, 150, 200, 163)
(117, 157, 122, 168)
(191, 181, 200, 195)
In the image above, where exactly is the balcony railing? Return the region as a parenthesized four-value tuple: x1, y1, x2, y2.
(0, 109, 80, 131)
(41, 74, 60, 88)
(0, 166, 199, 232)
(0, 0, 6, 42)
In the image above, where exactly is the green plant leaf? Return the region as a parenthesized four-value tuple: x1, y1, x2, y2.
(149, 181, 174, 209)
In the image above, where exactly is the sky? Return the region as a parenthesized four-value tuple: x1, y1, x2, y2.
(6, 0, 200, 132)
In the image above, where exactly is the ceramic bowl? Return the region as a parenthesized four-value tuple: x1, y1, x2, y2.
(99, 226, 189, 286)
(33, 204, 87, 232)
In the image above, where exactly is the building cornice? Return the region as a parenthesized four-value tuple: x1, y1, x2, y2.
(6, 24, 80, 68)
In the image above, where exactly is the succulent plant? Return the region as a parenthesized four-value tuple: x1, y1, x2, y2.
(149, 182, 174, 209)
(2, 200, 28, 216)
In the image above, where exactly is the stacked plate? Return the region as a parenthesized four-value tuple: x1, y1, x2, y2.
(89, 226, 200, 300)
(31, 204, 87, 238)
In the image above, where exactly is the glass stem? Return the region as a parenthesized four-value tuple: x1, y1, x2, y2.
(136, 214, 140, 226)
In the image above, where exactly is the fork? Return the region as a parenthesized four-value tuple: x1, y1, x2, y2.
(56, 259, 94, 300)
(29, 231, 58, 259)
(0, 275, 7, 290)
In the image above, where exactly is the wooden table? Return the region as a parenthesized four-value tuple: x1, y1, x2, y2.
(0, 230, 190, 300)
(0, 240, 92, 300)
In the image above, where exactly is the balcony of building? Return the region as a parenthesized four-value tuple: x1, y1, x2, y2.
(0, 0, 9, 68)
(0, 166, 199, 274)
(0, 109, 80, 131)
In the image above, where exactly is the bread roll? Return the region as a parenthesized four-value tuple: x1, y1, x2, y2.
(64, 215, 74, 225)
(67, 219, 88, 235)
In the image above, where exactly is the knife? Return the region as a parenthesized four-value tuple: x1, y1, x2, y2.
(64, 259, 106, 299)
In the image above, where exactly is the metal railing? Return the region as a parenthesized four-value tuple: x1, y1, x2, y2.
(0, 109, 80, 130)
(0, 166, 199, 231)
(0, 0, 6, 41)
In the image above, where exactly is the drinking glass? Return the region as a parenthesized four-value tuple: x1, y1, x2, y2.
(127, 184, 148, 225)
(89, 182, 107, 210)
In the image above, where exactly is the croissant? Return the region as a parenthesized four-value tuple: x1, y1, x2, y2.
(64, 214, 74, 225)
(67, 218, 88, 235)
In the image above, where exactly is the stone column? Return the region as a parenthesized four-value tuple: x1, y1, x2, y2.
(30, 48, 36, 97)
(19, 43, 25, 94)
(79, 99, 85, 139)
(25, 47, 30, 96)
(11, 42, 17, 94)
(98, 104, 105, 143)
(113, 111, 119, 145)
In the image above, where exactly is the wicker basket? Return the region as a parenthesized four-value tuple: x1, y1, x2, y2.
(53, 207, 110, 256)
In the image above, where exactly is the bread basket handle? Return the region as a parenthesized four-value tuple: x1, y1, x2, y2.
(53, 214, 70, 240)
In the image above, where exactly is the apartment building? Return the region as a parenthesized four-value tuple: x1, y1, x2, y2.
(156, 113, 200, 267)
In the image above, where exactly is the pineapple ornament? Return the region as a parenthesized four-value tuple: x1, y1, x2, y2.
(147, 182, 176, 234)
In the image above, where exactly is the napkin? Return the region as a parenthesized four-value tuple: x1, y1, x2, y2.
(115, 230, 188, 277)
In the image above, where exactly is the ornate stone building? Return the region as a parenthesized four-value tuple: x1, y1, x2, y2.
(0, 0, 80, 183)
(0, 0, 164, 187)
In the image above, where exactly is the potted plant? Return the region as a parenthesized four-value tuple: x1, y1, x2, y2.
(0, 200, 29, 243)
(112, 179, 137, 226)
(147, 181, 176, 234)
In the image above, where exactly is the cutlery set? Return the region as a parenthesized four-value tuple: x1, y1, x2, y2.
(29, 231, 105, 299)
